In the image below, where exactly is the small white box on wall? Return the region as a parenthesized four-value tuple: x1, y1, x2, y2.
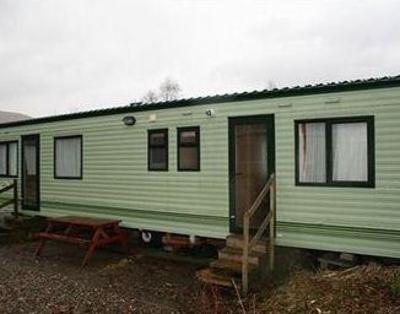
(149, 114, 157, 122)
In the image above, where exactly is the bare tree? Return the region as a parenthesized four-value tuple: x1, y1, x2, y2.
(267, 80, 277, 90)
(142, 89, 158, 103)
(158, 77, 181, 101)
(141, 77, 181, 103)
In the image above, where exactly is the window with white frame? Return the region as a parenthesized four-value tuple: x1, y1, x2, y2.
(54, 136, 82, 179)
(295, 116, 374, 187)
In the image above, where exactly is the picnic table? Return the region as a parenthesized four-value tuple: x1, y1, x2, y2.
(35, 216, 129, 266)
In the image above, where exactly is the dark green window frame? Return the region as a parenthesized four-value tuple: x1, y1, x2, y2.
(177, 126, 200, 171)
(295, 116, 375, 188)
(0, 141, 18, 178)
(148, 129, 169, 171)
(53, 135, 83, 179)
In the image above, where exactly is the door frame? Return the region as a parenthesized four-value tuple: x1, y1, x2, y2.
(21, 134, 40, 211)
(228, 114, 275, 234)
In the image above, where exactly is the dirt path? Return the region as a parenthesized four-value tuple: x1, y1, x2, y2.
(0, 242, 239, 313)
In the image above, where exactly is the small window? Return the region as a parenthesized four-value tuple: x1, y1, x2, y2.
(54, 136, 82, 179)
(295, 116, 374, 187)
(148, 129, 168, 171)
(0, 141, 18, 177)
(0, 144, 7, 176)
(177, 127, 200, 171)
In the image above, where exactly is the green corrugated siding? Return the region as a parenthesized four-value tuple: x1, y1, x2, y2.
(1, 86, 400, 257)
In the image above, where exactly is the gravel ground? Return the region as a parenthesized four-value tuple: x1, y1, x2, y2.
(2, 240, 398, 313)
(0, 242, 239, 314)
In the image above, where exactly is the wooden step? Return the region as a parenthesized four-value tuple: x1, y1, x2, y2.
(196, 268, 241, 289)
(218, 247, 263, 265)
(226, 234, 268, 254)
(210, 258, 257, 274)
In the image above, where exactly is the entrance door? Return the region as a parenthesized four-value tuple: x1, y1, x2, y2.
(229, 115, 275, 233)
(21, 134, 40, 210)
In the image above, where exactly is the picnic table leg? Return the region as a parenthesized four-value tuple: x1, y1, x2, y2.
(35, 223, 53, 257)
(63, 223, 73, 236)
(81, 227, 102, 267)
(113, 224, 129, 252)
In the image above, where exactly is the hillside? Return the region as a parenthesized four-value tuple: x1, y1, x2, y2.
(0, 110, 31, 123)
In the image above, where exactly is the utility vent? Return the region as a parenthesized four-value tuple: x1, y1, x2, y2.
(325, 97, 341, 104)
(277, 103, 293, 108)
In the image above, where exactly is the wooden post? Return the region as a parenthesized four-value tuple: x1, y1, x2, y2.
(13, 179, 18, 217)
(269, 178, 275, 271)
(242, 214, 249, 296)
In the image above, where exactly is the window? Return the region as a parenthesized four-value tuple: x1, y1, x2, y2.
(298, 122, 326, 183)
(177, 127, 200, 171)
(148, 129, 168, 171)
(295, 116, 374, 187)
(0, 141, 18, 177)
(54, 135, 82, 179)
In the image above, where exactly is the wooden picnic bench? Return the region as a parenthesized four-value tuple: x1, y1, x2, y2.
(35, 216, 129, 266)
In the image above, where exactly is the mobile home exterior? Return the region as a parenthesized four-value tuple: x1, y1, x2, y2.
(1, 76, 400, 259)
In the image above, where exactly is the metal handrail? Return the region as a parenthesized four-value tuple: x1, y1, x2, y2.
(0, 179, 18, 216)
(242, 173, 275, 296)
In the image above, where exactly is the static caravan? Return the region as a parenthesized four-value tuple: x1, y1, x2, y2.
(1, 76, 400, 265)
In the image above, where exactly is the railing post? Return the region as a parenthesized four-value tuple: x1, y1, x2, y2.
(242, 214, 249, 296)
(269, 178, 275, 271)
(13, 179, 18, 217)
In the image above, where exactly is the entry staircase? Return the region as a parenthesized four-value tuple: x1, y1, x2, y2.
(197, 174, 276, 296)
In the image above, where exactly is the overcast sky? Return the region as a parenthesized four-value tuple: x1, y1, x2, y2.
(0, 0, 399, 117)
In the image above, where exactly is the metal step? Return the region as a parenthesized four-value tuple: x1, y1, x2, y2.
(210, 258, 257, 274)
(218, 247, 263, 265)
(226, 234, 267, 254)
(196, 268, 241, 289)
